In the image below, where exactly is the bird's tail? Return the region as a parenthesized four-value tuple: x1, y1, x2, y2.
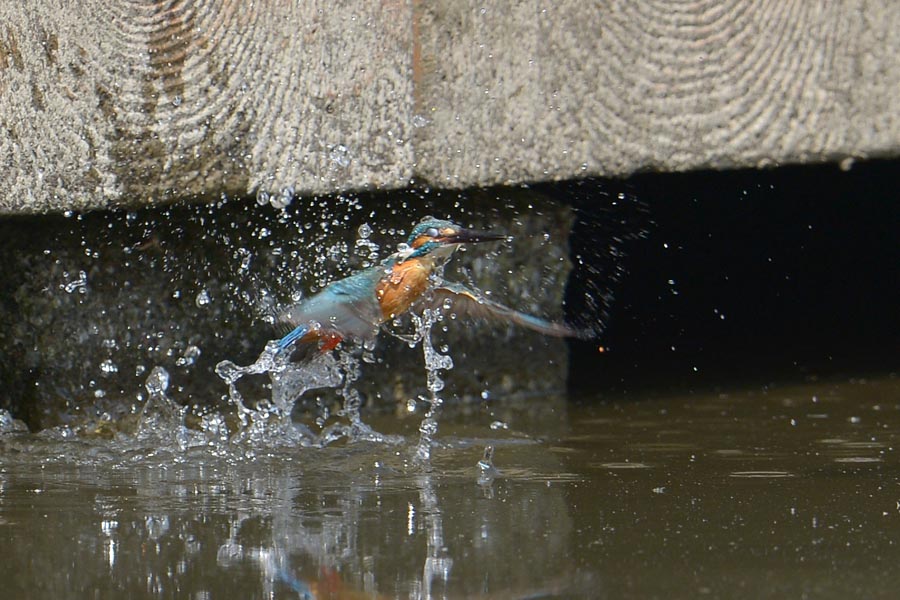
(277, 324, 310, 351)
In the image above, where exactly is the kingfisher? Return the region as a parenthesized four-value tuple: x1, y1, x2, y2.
(276, 217, 584, 355)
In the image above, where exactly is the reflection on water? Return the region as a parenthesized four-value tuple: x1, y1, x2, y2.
(1, 374, 899, 598)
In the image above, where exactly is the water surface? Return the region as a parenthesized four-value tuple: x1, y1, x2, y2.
(1, 374, 898, 599)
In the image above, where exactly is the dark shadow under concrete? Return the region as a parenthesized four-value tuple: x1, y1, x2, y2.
(562, 159, 900, 397)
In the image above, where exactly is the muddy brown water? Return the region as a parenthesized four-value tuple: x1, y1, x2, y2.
(0, 373, 898, 599)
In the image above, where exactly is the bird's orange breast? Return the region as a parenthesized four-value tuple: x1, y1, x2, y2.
(374, 259, 432, 321)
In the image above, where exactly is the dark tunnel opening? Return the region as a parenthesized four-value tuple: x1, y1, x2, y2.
(557, 159, 899, 398)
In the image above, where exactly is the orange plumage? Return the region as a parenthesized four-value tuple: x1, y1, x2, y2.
(374, 258, 433, 321)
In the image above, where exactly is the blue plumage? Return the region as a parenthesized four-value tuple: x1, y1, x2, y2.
(274, 217, 585, 356)
(277, 324, 310, 350)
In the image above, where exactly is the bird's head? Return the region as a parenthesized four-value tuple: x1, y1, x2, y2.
(401, 217, 505, 261)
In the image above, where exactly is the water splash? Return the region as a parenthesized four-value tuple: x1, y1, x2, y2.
(210, 301, 454, 452)
(214, 339, 401, 447)
(215, 341, 284, 420)
(213, 341, 323, 445)
(5, 187, 580, 437)
(136, 366, 195, 451)
(319, 349, 402, 445)
(0, 409, 28, 434)
(476, 445, 500, 486)
(413, 308, 454, 463)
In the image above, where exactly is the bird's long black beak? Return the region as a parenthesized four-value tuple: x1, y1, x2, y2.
(443, 228, 506, 245)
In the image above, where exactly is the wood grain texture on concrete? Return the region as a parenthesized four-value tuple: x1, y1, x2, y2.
(1, 1, 899, 213)
(0, 0, 412, 213)
(414, 0, 900, 187)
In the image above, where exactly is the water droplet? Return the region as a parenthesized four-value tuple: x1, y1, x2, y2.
(236, 247, 253, 272)
(270, 187, 294, 209)
(329, 145, 351, 168)
(99, 359, 118, 375)
(419, 418, 438, 437)
(195, 289, 211, 307)
(62, 270, 88, 293)
(144, 366, 170, 396)
(477, 445, 499, 485)
(175, 345, 202, 367)
(214, 360, 244, 386)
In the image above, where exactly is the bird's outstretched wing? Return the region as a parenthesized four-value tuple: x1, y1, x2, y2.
(428, 281, 590, 339)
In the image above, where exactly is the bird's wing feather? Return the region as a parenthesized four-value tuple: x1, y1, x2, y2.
(277, 267, 386, 340)
(428, 281, 589, 339)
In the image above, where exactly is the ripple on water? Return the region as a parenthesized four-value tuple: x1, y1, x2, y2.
(729, 470, 795, 479)
(838, 441, 885, 449)
(493, 468, 586, 484)
(592, 462, 652, 470)
(818, 439, 886, 449)
(712, 449, 745, 456)
(628, 442, 695, 453)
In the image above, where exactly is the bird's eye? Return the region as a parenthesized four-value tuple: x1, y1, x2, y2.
(426, 227, 439, 238)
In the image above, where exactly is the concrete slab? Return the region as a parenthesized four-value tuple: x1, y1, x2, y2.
(1, 1, 898, 213)
(414, 1, 900, 186)
(0, 0, 414, 213)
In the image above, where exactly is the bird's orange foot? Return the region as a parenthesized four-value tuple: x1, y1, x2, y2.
(319, 333, 343, 353)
